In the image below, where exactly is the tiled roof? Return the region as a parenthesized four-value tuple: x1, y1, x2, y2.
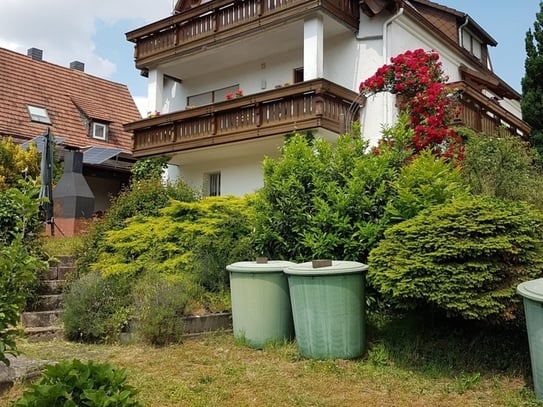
(0, 47, 142, 154)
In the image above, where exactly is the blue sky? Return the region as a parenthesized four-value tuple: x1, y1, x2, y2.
(0, 1, 539, 115)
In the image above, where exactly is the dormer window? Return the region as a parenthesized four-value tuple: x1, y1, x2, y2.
(461, 29, 482, 60)
(91, 121, 108, 140)
(27, 105, 51, 125)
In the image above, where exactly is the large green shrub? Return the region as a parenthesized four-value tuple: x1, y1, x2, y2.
(368, 195, 543, 323)
(74, 178, 198, 276)
(12, 359, 141, 407)
(461, 130, 543, 210)
(252, 122, 413, 262)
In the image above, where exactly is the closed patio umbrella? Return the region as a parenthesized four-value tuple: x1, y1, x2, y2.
(39, 127, 54, 234)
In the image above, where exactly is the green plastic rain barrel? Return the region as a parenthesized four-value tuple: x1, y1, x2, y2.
(227, 259, 295, 349)
(517, 278, 543, 400)
(284, 260, 368, 359)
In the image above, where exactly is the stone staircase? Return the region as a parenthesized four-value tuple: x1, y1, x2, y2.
(21, 256, 74, 341)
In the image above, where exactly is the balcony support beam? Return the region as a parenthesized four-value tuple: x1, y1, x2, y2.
(303, 15, 324, 80)
(147, 69, 165, 115)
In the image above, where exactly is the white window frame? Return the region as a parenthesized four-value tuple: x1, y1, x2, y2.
(92, 122, 108, 140)
(27, 105, 52, 124)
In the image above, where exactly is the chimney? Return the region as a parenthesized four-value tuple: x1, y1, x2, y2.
(70, 61, 85, 72)
(27, 47, 43, 61)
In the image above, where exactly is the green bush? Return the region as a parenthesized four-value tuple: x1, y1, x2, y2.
(132, 272, 190, 345)
(62, 272, 133, 343)
(252, 122, 412, 262)
(385, 149, 470, 223)
(461, 130, 543, 209)
(0, 184, 46, 366)
(368, 195, 543, 323)
(12, 359, 141, 407)
(74, 178, 198, 277)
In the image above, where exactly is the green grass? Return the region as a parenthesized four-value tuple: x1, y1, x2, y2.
(40, 236, 82, 257)
(2, 312, 542, 407)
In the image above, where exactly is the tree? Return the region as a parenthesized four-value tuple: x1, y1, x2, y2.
(521, 1, 543, 158)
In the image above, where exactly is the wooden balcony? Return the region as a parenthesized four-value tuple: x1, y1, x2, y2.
(126, 0, 359, 69)
(125, 79, 362, 158)
(450, 81, 531, 140)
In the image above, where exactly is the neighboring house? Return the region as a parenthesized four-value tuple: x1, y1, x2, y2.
(0, 46, 142, 235)
(124, 0, 531, 197)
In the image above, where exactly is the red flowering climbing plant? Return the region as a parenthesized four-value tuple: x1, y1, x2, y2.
(359, 49, 463, 160)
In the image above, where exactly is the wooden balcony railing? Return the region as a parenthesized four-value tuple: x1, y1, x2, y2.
(125, 79, 361, 157)
(450, 81, 531, 139)
(126, 0, 359, 68)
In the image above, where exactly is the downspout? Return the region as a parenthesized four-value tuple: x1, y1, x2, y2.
(458, 15, 469, 49)
(382, 6, 404, 123)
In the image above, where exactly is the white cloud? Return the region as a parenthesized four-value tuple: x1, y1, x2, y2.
(0, 0, 173, 79)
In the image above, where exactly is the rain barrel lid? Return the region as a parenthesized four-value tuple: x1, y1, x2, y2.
(284, 260, 368, 276)
(517, 278, 543, 302)
(226, 260, 295, 273)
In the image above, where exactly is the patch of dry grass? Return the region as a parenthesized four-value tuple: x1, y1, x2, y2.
(1, 329, 541, 407)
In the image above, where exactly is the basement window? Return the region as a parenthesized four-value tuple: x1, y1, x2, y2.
(91, 121, 108, 140)
(27, 105, 52, 125)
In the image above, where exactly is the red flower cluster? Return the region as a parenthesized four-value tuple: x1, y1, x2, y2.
(359, 49, 463, 160)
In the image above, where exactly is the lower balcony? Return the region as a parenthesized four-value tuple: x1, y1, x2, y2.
(125, 79, 362, 158)
(450, 81, 531, 140)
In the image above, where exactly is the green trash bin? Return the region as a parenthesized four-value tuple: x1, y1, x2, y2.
(517, 278, 543, 400)
(284, 260, 368, 359)
(227, 259, 295, 349)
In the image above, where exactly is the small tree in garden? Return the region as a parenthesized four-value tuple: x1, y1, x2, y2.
(359, 48, 463, 160)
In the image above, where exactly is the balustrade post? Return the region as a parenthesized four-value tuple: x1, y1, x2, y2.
(255, 103, 263, 127)
(211, 113, 217, 135)
(315, 96, 324, 116)
(257, 0, 264, 16)
(213, 8, 219, 32)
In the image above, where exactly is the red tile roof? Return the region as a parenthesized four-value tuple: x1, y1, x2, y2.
(0, 47, 141, 153)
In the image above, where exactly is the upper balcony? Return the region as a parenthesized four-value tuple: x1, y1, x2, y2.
(125, 78, 361, 158)
(126, 0, 359, 69)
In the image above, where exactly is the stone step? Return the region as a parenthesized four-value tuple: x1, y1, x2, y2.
(44, 265, 74, 281)
(26, 294, 63, 312)
(35, 279, 66, 295)
(21, 310, 62, 328)
(23, 326, 64, 342)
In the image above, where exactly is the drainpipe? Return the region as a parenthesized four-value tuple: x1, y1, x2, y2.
(382, 6, 404, 123)
(458, 15, 469, 49)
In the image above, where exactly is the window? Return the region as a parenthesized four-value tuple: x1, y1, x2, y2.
(204, 172, 221, 196)
(187, 85, 239, 106)
(27, 105, 51, 124)
(461, 29, 483, 60)
(294, 67, 304, 83)
(92, 122, 108, 140)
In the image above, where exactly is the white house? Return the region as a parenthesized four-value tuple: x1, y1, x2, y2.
(124, 0, 530, 196)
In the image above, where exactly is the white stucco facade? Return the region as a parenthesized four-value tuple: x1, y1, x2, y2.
(141, 3, 524, 197)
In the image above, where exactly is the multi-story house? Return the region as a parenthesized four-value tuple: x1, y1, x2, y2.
(124, 0, 530, 197)
(0, 46, 142, 235)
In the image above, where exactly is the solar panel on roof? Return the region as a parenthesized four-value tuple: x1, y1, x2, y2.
(83, 146, 122, 165)
(21, 135, 65, 153)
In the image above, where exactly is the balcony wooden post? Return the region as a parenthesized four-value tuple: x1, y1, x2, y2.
(255, 102, 262, 127)
(257, 0, 264, 16)
(211, 113, 217, 135)
(213, 8, 219, 32)
(315, 96, 324, 116)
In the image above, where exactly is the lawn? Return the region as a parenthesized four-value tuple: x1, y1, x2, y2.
(2, 313, 542, 407)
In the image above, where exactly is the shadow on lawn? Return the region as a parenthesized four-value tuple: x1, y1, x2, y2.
(366, 309, 532, 379)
